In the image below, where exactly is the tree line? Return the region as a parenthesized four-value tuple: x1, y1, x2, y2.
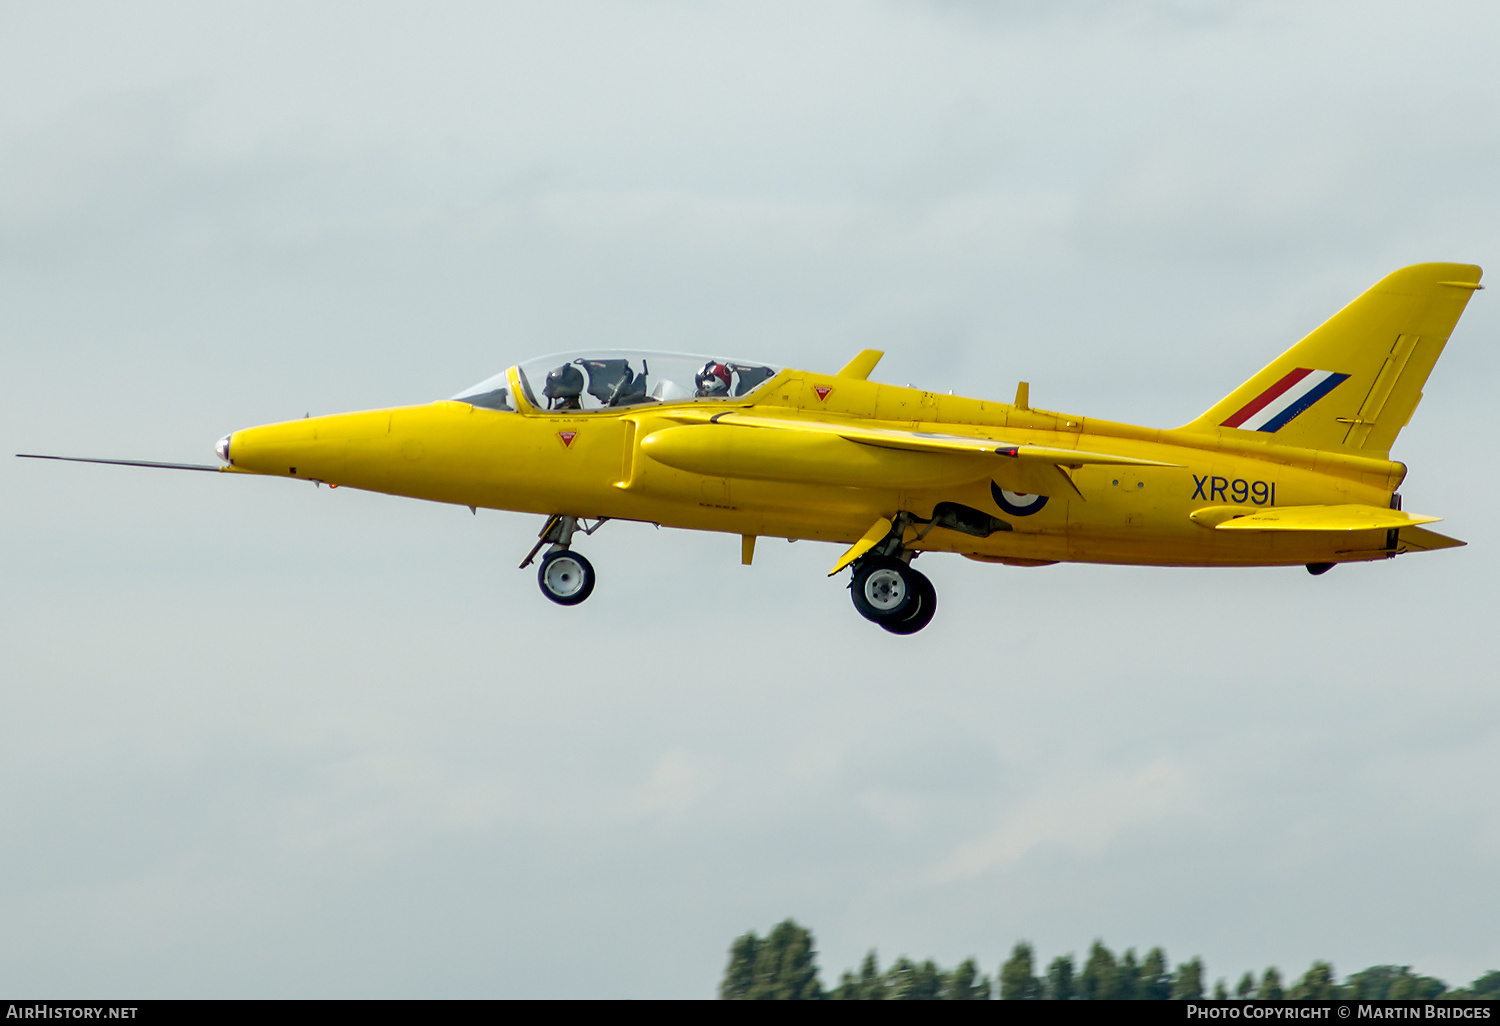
(719, 920, 1500, 1001)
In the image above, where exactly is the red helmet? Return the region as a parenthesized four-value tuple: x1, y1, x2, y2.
(695, 361, 732, 397)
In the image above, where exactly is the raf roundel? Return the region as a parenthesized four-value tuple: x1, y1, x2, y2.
(991, 480, 1049, 517)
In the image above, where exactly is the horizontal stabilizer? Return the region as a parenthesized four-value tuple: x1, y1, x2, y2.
(1394, 526, 1466, 552)
(1207, 504, 1440, 532)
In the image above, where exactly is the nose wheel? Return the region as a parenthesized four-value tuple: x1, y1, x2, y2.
(538, 549, 595, 605)
(850, 554, 937, 634)
(520, 514, 608, 606)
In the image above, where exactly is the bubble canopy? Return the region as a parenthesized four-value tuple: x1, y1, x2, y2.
(452, 350, 782, 412)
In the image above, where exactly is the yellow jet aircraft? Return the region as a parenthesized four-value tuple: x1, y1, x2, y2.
(19, 262, 1481, 635)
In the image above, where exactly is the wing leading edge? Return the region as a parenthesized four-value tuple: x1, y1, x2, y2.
(699, 411, 1179, 468)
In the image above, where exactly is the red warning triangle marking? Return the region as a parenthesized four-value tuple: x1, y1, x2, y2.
(558, 431, 577, 448)
(813, 385, 833, 401)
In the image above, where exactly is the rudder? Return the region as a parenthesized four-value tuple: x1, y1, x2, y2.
(1182, 263, 1482, 456)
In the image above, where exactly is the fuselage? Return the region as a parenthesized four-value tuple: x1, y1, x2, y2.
(221, 364, 1404, 570)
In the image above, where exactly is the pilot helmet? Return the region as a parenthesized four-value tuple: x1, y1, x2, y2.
(695, 361, 732, 397)
(543, 364, 585, 402)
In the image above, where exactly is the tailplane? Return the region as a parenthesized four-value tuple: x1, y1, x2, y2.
(1182, 263, 1482, 456)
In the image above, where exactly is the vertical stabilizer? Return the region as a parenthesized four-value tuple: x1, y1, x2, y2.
(1182, 263, 1482, 456)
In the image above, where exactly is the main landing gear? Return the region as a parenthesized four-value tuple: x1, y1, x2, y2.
(851, 556, 937, 634)
(520, 514, 608, 606)
(846, 516, 938, 635)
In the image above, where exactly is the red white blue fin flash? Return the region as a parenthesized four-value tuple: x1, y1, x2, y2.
(1221, 368, 1349, 433)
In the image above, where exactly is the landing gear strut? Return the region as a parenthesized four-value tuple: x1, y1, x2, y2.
(847, 515, 938, 634)
(521, 514, 607, 605)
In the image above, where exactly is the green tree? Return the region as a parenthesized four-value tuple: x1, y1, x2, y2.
(1046, 955, 1075, 1000)
(858, 950, 886, 999)
(1345, 965, 1445, 1001)
(1442, 970, 1500, 1000)
(720, 930, 761, 999)
(741, 919, 823, 1000)
(1235, 972, 1256, 999)
(1139, 948, 1172, 1000)
(1000, 942, 1041, 999)
(884, 955, 915, 998)
(1213, 979, 1229, 1000)
(1172, 957, 1205, 1000)
(1257, 967, 1284, 1000)
(1346, 965, 1399, 1000)
(1118, 949, 1141, 999)
(1469, 971, 1500, 999)
(1388, 969, 1446, 1000)
(944, 958, 991, 1000)
(885, 956, 943, 1000)
(831, 950, 886, 1000)
(1287, 961, 1337, 1000)
(1078, 941, 1119, 999)
(910, 960, 944, 1000)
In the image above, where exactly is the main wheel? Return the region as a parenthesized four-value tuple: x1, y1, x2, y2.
(538, 549, 596, 605)
(881, 568, 937, 635)
(850, 556, 919, 625)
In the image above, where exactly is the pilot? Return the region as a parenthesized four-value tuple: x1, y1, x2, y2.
(694, 360, 732, 398)
(543, 363, 585, 410)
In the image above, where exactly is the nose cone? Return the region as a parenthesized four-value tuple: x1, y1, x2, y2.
(227, 417, 329, 479)
(224, 410, 391, 486)
(216, 435, 232, 463)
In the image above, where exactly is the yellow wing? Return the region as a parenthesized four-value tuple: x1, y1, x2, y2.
(646, 410, 1179, 499)
(680, 410, 1178, 467)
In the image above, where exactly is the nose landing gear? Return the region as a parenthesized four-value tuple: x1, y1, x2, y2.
(538, 549, 595, 605)
(520, 514, 608, 605)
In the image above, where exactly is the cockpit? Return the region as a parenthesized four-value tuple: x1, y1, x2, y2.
(451, 350, 782, 413)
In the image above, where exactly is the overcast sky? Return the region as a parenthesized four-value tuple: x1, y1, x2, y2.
(3, 0, 1498, 999)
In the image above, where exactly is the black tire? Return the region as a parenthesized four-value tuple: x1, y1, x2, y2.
(881, 568, 937, 635)
(850, 556, 919, 625)
(537, 549, 596, 605)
